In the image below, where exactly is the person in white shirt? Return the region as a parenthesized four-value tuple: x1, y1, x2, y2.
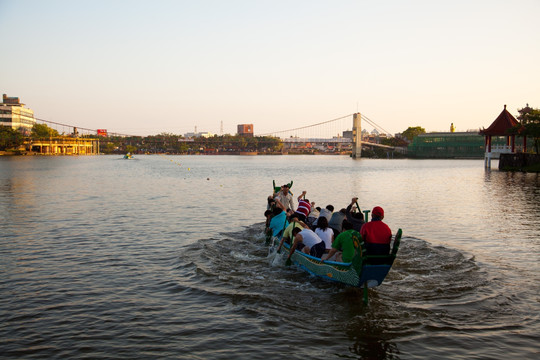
(274, 184, 295, 212)
(287, 227, 326, 262)
(312, 204, 334, 227)
(314, 216, 334, 252)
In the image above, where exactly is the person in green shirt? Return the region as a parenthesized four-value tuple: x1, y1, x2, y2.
(322, 220, 361, 263)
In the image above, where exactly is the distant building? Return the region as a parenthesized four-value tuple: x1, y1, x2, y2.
(342, 130, 353, 139)
(360, 129, 369, 140)
(0, 94, 35, 134)
(407, 132, 503, 158)
(237, 124, 253, 137)
(184, 131, 213, 138)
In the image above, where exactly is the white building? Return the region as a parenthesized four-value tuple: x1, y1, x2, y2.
(0, 94, 35, 134)
(184, 131, 213, 138)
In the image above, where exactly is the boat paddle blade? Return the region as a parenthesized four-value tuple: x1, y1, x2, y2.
(285, 258, 292, 266)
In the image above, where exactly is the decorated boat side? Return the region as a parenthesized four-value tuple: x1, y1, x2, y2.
(272, 229, 401, 304)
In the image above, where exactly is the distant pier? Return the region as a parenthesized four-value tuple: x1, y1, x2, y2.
(25, 137, 99, 155)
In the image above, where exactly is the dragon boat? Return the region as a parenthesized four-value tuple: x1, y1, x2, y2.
(273, 229, 401, 304)
(267, 181, 402, 304)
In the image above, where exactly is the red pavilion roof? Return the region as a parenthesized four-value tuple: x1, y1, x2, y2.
(479, 105, 519, 136)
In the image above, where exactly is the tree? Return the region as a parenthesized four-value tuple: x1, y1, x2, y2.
(380, 137, 408, 147)
(103, 142, 118, 154)
(31, 123, 59, 138)
(514, 107, 540, 154)
(517, 103, 534, 122)
(401, 126, 426, 141)
(238, 136, 248, 150)
(0, 126, 24, 150)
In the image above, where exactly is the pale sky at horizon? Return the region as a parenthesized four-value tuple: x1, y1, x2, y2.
(1, 0, 539, 136)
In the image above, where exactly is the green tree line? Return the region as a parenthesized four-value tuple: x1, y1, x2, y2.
(99, 133, 283, 154)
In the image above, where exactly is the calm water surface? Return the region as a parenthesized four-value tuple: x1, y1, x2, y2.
(1, 155, 539, 359)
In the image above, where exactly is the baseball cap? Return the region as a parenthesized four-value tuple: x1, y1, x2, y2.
(372, 206, 384, 218)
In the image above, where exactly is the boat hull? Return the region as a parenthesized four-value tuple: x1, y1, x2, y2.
(276, 228, 402, 289)
(280, 242, 363, 286)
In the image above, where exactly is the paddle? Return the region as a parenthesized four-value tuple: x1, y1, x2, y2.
(275, 215, 288, 248)
(285, 228, 299, 266)
(265, 227, 272, 246)
(363, 210, 371, 223)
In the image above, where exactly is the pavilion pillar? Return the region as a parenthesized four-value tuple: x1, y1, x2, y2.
(485, 135, 492, 168)
(511, 135, 515, 153)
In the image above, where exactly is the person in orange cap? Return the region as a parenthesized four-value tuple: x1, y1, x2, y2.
(360, 206, 392, 256)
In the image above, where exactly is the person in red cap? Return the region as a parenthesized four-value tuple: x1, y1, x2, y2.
(360, 206, 392, 257)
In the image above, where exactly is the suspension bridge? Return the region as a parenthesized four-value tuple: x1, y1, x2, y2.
(258, 113, 398, 157)
(30, 112, 401, 157)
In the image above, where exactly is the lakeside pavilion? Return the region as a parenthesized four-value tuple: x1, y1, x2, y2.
(479, 105, 526, 168)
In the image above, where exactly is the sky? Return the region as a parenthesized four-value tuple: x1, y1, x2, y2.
(1, 0, 539, 136)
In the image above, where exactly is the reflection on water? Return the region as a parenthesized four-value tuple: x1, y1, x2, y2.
(0, 156, 538, 359)
(346, 314, 400, 359)
(0, 176, 38, 223)
(483, 170, 540, 234)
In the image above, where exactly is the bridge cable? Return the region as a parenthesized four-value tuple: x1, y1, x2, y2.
(361, 114, 394, 137)
(259, 113, 355, 137)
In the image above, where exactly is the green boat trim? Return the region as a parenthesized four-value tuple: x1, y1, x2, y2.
(272, 179, 293, 194)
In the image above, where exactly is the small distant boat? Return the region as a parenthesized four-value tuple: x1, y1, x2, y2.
(123, 153, 133, 159)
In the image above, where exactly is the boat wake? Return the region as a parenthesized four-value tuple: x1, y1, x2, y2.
(169, 223, 529, 359)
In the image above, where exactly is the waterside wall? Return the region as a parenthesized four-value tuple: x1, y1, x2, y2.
(499, 153, 540, 171)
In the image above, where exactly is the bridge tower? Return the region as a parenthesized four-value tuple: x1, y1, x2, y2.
(352, 113, 362, 158)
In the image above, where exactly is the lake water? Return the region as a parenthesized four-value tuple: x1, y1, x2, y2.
(1, 155, 538, 359)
